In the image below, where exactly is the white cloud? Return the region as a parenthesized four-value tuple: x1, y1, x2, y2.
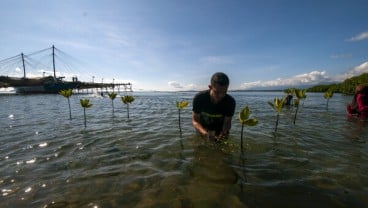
(168, 81, 183, 89)
(168, 81, 206, 91)
(348, 31, 368, 41)
(294, 71, 328, 83)
(346, 61, 368, 75)
(240, 81, 263, 89)
(239, 61, 368, 89)
(240, 71, 329, 89)
(333, 61, 368, 81)
(186, 83, 207, 91)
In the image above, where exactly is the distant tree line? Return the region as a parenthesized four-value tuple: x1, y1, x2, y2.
(307, 73, 368, 95)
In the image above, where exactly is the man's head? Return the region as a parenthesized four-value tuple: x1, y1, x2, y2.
(210, 72, 230, 87)
(209, 72, 230, 104)
(355, 84, 366, 94)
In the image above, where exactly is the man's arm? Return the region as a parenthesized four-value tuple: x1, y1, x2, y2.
(219, 116, 232, 138)
(192, 112, 208, 137)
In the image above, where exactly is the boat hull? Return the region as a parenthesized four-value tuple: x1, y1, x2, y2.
(15, 82, 80, 94)
(0, 76, 80, 94)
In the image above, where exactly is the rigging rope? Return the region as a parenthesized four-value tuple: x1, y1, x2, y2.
(0, 46, 61, 77)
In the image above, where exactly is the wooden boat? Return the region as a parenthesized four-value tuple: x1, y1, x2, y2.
(0, 46, 81, 93)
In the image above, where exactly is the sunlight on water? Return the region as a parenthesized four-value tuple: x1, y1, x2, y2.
(0, 92, 367, 207)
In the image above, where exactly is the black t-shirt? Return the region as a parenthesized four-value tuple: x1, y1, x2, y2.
(192, 90, 236, 134)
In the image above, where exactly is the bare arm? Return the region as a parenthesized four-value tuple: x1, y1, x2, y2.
(351, 95, 358, 109)
(192, 112, 208, 137)
(219, 116, 232, 138)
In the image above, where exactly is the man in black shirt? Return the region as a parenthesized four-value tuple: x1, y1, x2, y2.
(192, 72, 236, 140)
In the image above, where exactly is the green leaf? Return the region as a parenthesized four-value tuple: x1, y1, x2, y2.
(295, 89, 307, 99)
(121, 95, 135, 104)
(239, 106, 250, 122)
(243, 118, 258, 126)
(80, 99, 93, 108)
(270, 97, 284, 113)
(323, 90, 333, 99)
(176, 100, 189, 109)
(283, 88, 295, 95)
(238, 106, 258, 126)
(108, 92, 117, 100)
(59, 89, 73, 98)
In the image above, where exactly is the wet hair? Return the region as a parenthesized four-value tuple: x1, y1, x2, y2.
(356, 84, 368, 94)
(361, 85, 368, 95)
(210, 72, 230, 86)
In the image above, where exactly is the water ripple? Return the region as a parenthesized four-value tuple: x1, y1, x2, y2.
(0, 92, 367, 207)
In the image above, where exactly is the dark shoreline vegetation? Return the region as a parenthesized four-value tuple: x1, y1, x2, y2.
(232, 72, 368, 95)
(306, 73, 368, 95)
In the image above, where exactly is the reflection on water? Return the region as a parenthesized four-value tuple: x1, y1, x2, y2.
(0, 92, 367, 207)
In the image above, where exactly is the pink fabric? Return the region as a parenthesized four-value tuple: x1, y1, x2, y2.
(357, 94, 368, 118)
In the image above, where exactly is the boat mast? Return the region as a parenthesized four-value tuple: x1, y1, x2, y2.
(52, 45, 56, 78)
(21, 53, 26, 78)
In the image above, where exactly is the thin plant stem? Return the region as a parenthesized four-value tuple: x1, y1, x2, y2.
(326, 99, 329, 110)
(275, 113, 279, 132)
(112, 100, 115, 114)
(67, 97, 72, 120)
(83, 108, 87, 128)
(241, 124, 244, 150)
(178, 109, 182, 135)
(293, 107, 299, 125)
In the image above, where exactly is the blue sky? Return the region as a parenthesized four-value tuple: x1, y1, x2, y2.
(0, 0, 367, 91)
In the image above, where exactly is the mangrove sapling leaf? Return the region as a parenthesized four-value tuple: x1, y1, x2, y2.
(283, 88, 295, 95)
(268, 97, 284, 132)
(293, 89, 307, 124)
(295, 89, 307, 106)
(176, 100, 189, 109)
(323, 90, 334, 110)
(80, 99, 93, 128)
(238, 106, 258, 150)
(59, 89, 73, 120)
(121, 95, 135, 119)
(108, 92, 117, 114)
(176, 100, 189, 136)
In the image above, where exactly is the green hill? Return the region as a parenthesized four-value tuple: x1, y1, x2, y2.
(307, 73, 368, 94)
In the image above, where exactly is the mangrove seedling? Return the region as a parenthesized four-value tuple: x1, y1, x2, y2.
(80, 99, 93, 128)
(121, 95, 135, 119)
(293, 98, 300, 124)
(176, 100, 189, 136)
(293, 89, 307, 124)
(295, 89, 307, 105)
(238, 106, 258, 149)
(268, 97, 284, 132)
(108, 92, 117, 113)
(59, 89, 73, 120)
(323, 90, 334, 110)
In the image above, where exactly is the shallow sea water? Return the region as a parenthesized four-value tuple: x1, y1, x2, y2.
(0, 91, 367, 208)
